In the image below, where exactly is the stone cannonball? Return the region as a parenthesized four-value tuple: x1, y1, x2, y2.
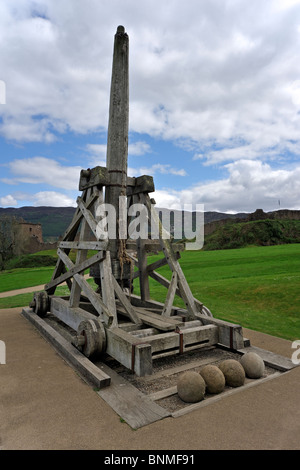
(218, 359, 245, 387)
(240, 352, 265, 379)
(200, 365, 225, 394)
(177, 371, 206, 403)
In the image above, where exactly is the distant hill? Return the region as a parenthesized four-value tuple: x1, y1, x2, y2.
(1, 205, 299, 248)
(203, 218, 300, 250)
(0, 206, 248, 241)
(0, 206, 76, 241)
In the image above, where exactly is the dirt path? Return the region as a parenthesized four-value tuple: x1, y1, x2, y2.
(0, 284, 47, 298)
(1, 308, 299, 450)
(0, 274, 90, 298)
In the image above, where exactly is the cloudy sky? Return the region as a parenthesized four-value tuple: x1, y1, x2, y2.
(1, 0, 300, 213)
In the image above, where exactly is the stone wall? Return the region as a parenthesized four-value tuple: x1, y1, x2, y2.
(18, 222, 43, 243)
(15, 222, 57, 255)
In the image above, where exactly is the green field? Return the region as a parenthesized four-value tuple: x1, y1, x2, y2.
(0, 244, 299, 341)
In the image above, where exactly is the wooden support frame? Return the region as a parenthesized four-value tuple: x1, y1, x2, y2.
(26, 25, 246, 379)
(141, 192, 201, 319)
(36, 169, 242, 376)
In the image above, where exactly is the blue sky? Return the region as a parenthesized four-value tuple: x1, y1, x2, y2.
(1, 0, 300, 213)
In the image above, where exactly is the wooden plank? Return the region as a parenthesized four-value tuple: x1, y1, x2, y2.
(79, 166, 109, 191)
(136, 307, 184, 327)
(162, 271, 178, 317)
(147, 253, 180, 273)
(21, 307, 110, 389)
(128, 294, 189, 317)
(126, 174, 155, 196)
(59, 241, 108, 250)
(149, 270, 181, 297)
(47, 192, 99, 294)
(126, 239, 184, 254)
(142, 351, 223, 382)
(112, 276, 142, 325)
(77, 196, 99, 238)
(132, 257, 167, 280)
(60, 265, 73, 292)
(148, 386, 177, 401)
(118, 306, 177, 331)
(97, 361, 170, 429)
(132, 310, 182, 331)
(57, 248, 114, 326)
(129, 327, 158, 338)
(61, 192, 99, 242)
(143, 325, 218, 355)
(105, 327, 153, 376)
(73, 273, 113, 327)
(51, 296, 97, 330)
(70, 190, 93, 307)
(196, 313, 244, 350)
(45, 251, 105, 292)
(136, 237, 150, 301)
(237, 345, 298, 371)
(144, 193, 199, 318)
(99, 251, 118, 327)
(107, 324, 218, 371)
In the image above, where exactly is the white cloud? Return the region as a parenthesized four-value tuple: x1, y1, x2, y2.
(1, 190, 77, 207)
(2, 157, 81, 190)
(155, 160, 300, 213)
(152, 190, 182, 210)
(86, 140, 151, 164)
(31, 191, 76, 207)
(1, 0, 300, 213)
(128, 141, 151, 156)
(85, 142, 185, 177)
(0, 194, 18, 207)
(0, 0, 299, 158)
(128, 163, 187, 178)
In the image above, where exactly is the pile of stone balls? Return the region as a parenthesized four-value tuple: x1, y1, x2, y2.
(177, 352, 265, 403)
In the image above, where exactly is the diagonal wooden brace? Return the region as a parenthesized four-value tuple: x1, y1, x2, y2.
(57, 248, 115, 327)
(45, 251, 105, 292)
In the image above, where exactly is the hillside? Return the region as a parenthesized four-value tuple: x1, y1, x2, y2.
(203, 219, 300, 250)
(0, 206, 248, 241)
(0, 206, 76, 241)
(1, 205, 300, 248)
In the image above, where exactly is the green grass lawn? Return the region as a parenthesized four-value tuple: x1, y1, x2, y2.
(0, 266, 56, 293)
(0, 244, 299, 341)
(134, 244, 300, 341)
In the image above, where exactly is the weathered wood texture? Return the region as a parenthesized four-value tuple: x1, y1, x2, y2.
(104, 26, 129, 261)
(21, 307, 111, 389)
(51, 297, 97, 331)
(238, 345, 297, 371)
(97, 361, 170, 429)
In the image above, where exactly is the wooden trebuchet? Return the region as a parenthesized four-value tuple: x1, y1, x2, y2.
(27, 26, 246, 377)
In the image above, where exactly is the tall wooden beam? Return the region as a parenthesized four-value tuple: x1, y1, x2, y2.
(105, 26, 129, 271)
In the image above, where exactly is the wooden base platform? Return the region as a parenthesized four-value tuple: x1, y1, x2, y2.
(21, 306, 298, 429)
